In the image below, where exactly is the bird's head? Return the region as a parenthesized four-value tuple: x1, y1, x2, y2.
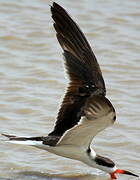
(93, 154, 139, 179)
(87, 150, 138, 179)
(110, 169, 139, 179)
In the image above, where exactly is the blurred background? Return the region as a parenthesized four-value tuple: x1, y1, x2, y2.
(0, 0, 139, 179)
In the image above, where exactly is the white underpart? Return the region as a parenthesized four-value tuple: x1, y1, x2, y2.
(7, 139, 92, 161)
(6, 139, 116, 174)
(5, 140, 43, 146)
(57, 111, 114, 148)
(4, 96, 116, 174)
(56, 96, 115, 148)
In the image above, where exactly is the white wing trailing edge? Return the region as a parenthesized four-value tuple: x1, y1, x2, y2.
(58, 96, 116, 147)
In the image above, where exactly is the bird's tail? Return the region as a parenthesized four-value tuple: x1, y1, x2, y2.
(1, 133, 43, 146)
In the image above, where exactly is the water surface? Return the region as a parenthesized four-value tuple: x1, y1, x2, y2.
(0, 0, 139, 179)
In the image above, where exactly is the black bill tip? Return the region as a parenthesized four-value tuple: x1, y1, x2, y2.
(123, 170, 139, 177)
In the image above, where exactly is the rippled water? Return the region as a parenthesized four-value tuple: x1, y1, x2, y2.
(0, 0, 139, 179)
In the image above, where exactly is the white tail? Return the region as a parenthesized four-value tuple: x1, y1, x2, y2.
(5, 140, 43, 146)
(1, 134, 51, 151)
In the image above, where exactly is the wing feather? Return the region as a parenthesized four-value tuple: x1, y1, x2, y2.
(57, 96, 116, 148)
(49, 3, 106, 141)
(51, 2, 105, 91)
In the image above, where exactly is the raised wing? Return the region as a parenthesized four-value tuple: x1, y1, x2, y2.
(58, 96, 116, 148)
(48, 3, 106, 140)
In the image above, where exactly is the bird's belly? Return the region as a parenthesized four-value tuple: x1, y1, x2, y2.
(36, 144, 86, 161)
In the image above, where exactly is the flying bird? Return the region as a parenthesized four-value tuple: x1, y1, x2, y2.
(2, 2, 139, 179)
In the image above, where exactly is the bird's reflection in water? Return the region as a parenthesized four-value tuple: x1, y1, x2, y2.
(16, 171, 111, 180)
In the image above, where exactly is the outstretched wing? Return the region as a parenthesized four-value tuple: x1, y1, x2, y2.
(2, 3, 115, 149)
(58, 96, 116, 148)
(48, 3, 106, 140)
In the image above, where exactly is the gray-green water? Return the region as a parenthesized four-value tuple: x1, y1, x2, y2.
(0, 0, 139, 179)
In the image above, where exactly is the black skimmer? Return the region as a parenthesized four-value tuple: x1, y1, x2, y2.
(2, 2, 139, 179)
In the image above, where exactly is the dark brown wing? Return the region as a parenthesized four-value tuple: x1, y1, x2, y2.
(51, 3, 105, 91)
(49, 3, 106, 139)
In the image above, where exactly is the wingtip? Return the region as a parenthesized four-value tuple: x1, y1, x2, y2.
(1, 133, 18, 142)
(52, 2, 62, 8)
(51, 2, 68, 15)
(1, 133, 16, 139)
(50, 2, 60, 20)
(51, 2, 60, 11)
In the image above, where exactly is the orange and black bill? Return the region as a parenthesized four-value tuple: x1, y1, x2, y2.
(110, 169, 139, 179)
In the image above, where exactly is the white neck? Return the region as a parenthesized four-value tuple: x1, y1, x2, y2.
(81, 147, 117, 174)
